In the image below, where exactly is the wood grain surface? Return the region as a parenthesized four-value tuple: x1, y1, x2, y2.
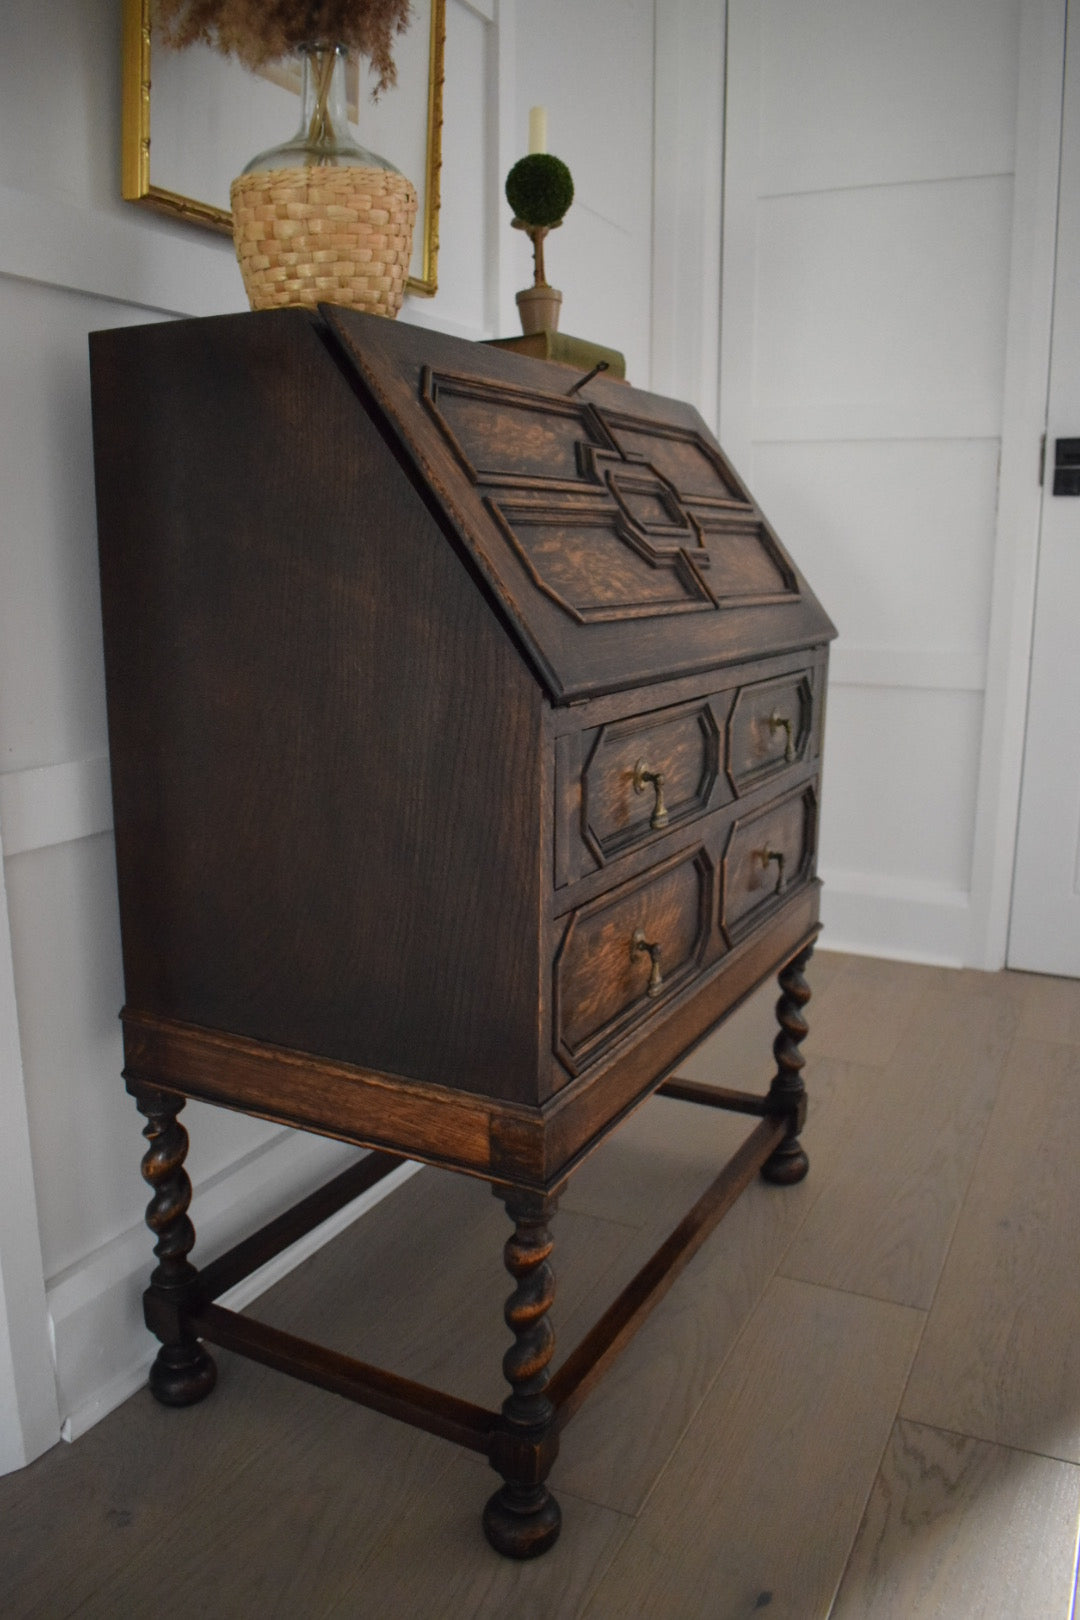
(3, 953, 1080, 1616)
(583, 1276, 924, 1619)
(902, 1036, 1080, 1461)
(93, 311, 547, 1105)
(832, 1419, 1080, 1619)
(324, 307, 836, 704)
(325, 1453, 632, 1620)
(803, 953, 939, 1067)
(1016, 972, 1080, 1044)
(780, 985, 1019, 1307)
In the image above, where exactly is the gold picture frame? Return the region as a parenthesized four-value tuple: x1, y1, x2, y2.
(120, 0, 444, 296)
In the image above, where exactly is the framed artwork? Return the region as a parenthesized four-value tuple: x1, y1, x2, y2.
(120, 0, 444, 295)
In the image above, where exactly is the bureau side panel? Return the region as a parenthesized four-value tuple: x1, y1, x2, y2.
(91, 310, 544, 1104)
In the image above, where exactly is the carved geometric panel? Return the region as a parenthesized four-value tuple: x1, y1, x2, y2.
(612, 477, 688, 530)
(420, 366, 800, 626)
(696, 518, 796, 599)
(486, 500, 715, 622)
(604, 416, 744, 500)
(422, 369, 614, 484)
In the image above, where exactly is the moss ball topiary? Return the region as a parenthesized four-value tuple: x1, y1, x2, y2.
(505, 154, 574, 228)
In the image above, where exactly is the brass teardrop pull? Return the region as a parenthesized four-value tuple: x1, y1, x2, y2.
(758, 848, 786, 896)
(767, 711, 796, 763)
(631, 928, 664, 997)
(633, 759, 669, 829)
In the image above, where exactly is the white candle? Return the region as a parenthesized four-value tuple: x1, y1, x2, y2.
(528, 106, 548, 155)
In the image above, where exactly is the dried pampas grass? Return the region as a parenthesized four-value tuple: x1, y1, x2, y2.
(154, 0, 412, 94)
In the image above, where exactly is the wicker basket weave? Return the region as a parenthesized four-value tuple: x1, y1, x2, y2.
(230, 166, 418, 316)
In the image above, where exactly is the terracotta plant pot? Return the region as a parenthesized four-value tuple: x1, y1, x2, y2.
(516, 284, 563, 335)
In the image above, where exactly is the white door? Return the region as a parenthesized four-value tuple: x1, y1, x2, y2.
(1008, 4, 1080, 974)
(720, 0, 1025, 966)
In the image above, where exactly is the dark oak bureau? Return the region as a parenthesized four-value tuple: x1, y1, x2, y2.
(89, 307, 835, 1558)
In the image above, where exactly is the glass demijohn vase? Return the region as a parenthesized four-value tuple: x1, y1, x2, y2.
(229, 45, 418, 317)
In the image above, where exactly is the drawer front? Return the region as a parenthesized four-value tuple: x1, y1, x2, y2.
(728, 670, 813, 794)
(554, 845, 714, 1074)
(721, 784, 817, 944)
(579, 697, 727, 866)
(556, 660, 821, 890)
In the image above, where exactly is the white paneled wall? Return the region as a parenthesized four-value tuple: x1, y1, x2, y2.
(509, 0, 657, 380)
(0, 0, 499, 1465)
(4, 0, 1051, 1475)
(0, 0, 692, 1467)
(721, 0, 1046, 966)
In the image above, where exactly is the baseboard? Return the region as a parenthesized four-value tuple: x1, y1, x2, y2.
(48, 1128, 421, 1444)
(819, 868, 971, 967)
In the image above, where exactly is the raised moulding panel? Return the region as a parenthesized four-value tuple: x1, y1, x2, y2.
(422, 366, 799, 626)
(485, 498, 716, 622)
(720, 783, 817, 947)
(581, 698, 726, 866)
(820, 686, 982, 892)
(553, 843, 715, 1076)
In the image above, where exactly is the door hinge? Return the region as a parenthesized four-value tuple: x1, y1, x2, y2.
(1053, 439, 1080, 496)
(1039, 432, 1046, 487)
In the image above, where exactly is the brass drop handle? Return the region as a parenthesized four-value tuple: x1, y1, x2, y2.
(633, 759, 669, 829)
(767, 711, 796, 763)
(631, 928, 665, 998)
(758, 848, 786, 895)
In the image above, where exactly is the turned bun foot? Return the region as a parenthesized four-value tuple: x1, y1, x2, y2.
(483, 1485, 562, 1559)
(148, 1340, 217, 1407)
(761, 1142, 810, 1185)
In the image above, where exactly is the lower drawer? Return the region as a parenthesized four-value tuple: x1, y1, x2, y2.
(553, 844, 715, 1075)
(721, 783, 817, 946)
(551, 777, 819, 1081)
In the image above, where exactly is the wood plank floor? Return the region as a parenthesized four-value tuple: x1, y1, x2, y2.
(2, 950, 1079, 1618)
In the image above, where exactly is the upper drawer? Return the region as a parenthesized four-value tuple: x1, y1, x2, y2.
(556, 663, 820, 887)
(728, 670, 814, 794)
(572, 694, 731, 870)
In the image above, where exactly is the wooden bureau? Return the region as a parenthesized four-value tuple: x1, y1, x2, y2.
(90, 308, 835, 1558)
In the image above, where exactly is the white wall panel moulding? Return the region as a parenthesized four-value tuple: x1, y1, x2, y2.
(0, 184, 487, 343)
(753, 178, 1012, 417)
(0, 831, 61, 1473)
(751, 397, 1002, 444)
(493, 0, 519, 337)
(650, 0, 724, 423)
(752, 0, 1019, 199)
(0, 184, 245, 319)
(0, 758, 113, 859)
(828, 645, 987, 693)
(820, 868, 971, 967)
